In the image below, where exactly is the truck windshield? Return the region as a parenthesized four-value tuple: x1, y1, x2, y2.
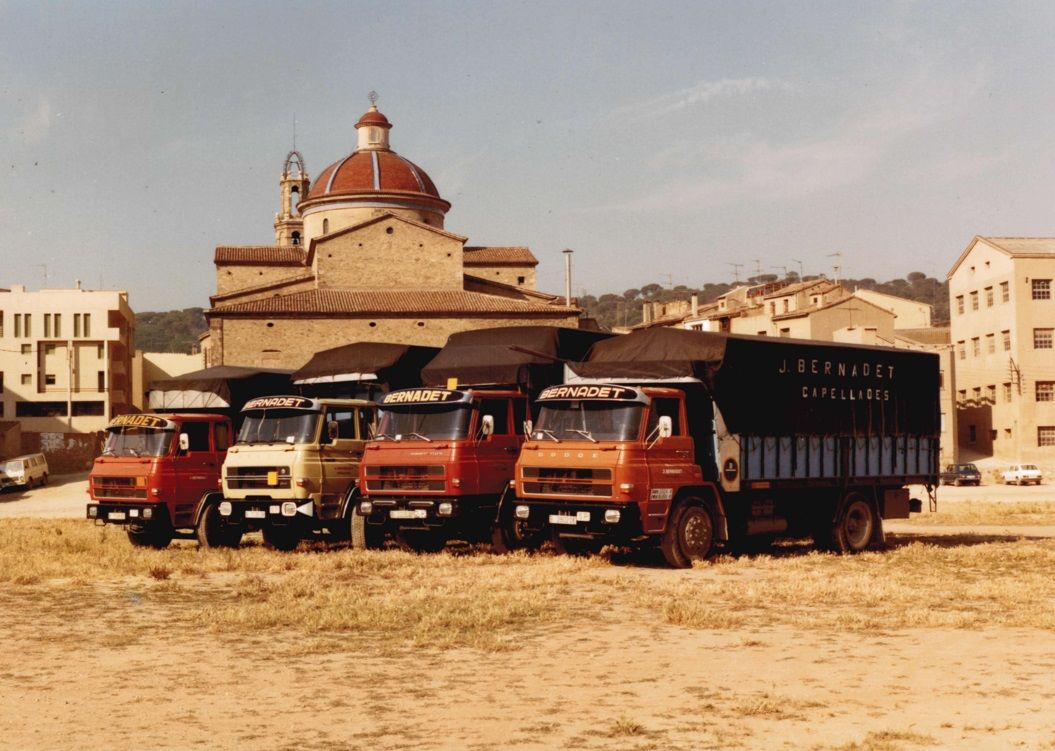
(103, 427, 174, 457)
(377, 404, 471, 441)
(237, 409, 319, 445)
(533, 401, 643, 442)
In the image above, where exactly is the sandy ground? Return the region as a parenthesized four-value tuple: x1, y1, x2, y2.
(2, 477, 1055, 750)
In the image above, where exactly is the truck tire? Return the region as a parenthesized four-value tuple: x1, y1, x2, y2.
(660, 499, 716, 568)
(196, 503, 243, 549)
(350, 511, 384, 550)
(262, 525, 300, 552)
(491, 499, 545, 554)
(831, 494, 875, 554)
(127, 524, 172, 549)
(396, 528, 446, 553)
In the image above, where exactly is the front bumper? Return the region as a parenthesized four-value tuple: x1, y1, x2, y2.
(358, 496, 487, 529)
(87, 502, 166, 526)
(512, 499, 643, 540)
(218, 498, 316, 529)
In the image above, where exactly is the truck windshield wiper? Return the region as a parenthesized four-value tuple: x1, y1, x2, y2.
(407, 432, 432, 442)
(127, 448, 140, 457)
(569, 429, 598, 443)
(537, 429, 561, 443)
(373, 432, 394, 441)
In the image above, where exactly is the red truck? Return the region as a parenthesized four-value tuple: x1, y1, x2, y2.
(506, 329, 940, 566)
(355, 326, 609, 552)
(86, 413, 234, 548)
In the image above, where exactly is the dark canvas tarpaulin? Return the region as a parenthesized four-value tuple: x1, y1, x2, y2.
(420, 326, 610, 392)
(292, 342, 439, 388)
(571, 328, 940, 437)
(148, 366, 293, 412)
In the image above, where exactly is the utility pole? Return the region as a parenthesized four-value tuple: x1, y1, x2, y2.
(728, 262, 743, 283)
(828, 251, 843, 284)
(791, 258, 804, 279)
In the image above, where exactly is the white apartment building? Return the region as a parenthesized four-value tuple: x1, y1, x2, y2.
(0, 285, 134, 442)
(948, 237, 1055, 463)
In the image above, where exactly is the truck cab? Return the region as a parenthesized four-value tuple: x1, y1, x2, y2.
(219, 395, 375, 550)
(357, 387, 527, 551)
(86, 413, 232, 548)
(509, 384, 715, 563)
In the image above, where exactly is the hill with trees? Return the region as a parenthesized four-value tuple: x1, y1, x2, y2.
(579, 272, 948, 330)
(135, 308, 207, 353)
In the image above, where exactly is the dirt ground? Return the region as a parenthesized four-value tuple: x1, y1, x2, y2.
(2, 478, 1055, 750)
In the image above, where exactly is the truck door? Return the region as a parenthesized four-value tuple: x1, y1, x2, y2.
(644, 397, 696, 533)
(319, 406, 366, 520)
(173, 420, 221, 528)
(474, 397, 520, 497)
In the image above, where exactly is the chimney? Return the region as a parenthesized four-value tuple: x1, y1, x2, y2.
(691, 293, 699, 317)
(562, 249, 573, 306)
(642, 302, 652, 325)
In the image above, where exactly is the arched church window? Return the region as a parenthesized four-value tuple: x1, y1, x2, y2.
(323, 218, 330, 234)
(290, 186, 299, 215)
(291, 231, 300, 246)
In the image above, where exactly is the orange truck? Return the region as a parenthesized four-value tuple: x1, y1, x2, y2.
(86, 413, 233, 548)
(355, 326, 609, 552)
(506, 329, 940, 566)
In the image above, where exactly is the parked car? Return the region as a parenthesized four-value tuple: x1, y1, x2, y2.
(1002, 464, 1043, 486)
(0, 453, 49, 490)
(940, 463, 982, 486)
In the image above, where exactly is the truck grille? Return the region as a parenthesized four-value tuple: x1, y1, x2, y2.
(92, 475, 148, 500)
(521, 467, 613, 497)
(226, 466, 292, 489)
(364, 465, 445, 492)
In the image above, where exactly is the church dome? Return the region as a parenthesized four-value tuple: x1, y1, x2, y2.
(299, 104, 450, 230)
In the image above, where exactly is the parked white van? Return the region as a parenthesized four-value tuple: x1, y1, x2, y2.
(0, 453, 49, 490)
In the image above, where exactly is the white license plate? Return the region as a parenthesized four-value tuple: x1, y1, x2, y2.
(549, 514, 579, 525)
(245, 509, 266, 519)
(390, 509, 427, 519)
(107, 511, 126, 521)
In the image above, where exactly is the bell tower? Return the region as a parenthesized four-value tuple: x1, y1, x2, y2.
(274, 150, 310, 246)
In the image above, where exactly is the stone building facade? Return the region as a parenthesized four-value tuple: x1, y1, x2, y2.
(204, 103, 578, 368)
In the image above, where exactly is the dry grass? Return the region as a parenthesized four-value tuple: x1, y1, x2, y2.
(911, 500, 1055, 527)
(825, 730, 936, 750)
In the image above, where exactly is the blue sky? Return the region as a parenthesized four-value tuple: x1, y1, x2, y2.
(3, 1, 1055, 311)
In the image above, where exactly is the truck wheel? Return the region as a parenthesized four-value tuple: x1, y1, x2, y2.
(196, 504, 243, 549)
(661, 500, 716, 568)
(351, 512, 384, 550)
(491, 501, 545, 554)
(831, 495, 874, 554)
(262, 526, 300, 552)
(396, 528, 447, 553)
(127, 525, 172, 549)
(550, 531, 602, 557)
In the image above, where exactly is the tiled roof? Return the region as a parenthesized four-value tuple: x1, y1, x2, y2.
(210, 274, 315, 304)
(209, 289, 578, 316)
(896, 327, 950, 346)
(463, 274, 563, 303)
(463, 246, 538, 265)
(215, 246, 309, 265)
(762, 279, 836, 300)
(981, 237, 1055, 255)
(308, 150, 441, 200)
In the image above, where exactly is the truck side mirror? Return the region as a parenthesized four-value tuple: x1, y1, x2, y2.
(179, 433, 190, 452)
(481, 414, 494, 437)
(327, 420, 339, 441)
(523, 419, 533, 436)
(658, 415, 673, 439)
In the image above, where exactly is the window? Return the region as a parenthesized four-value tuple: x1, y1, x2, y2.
(478, 399, 510, 435)
(779, 328, 791, 337)
(322, 218, 329, 234)
(215, 423, 231, 452)
(1040, 427, 1055, 447)
(970, 291, 978, 311)
(1035, 329, 1053, 349)
(21, 344, 31, 355)
(83, 313, 90, 337)
(1038, 382, 1055, 402)
(648, 398, 682, 436)
(769, 302, 776, 315)
(14, 314, 21, 338)
(71, 401, 104, 417)
(512, 399, 527, 435)
(181, 421, 211, 450)
(1003, 383, 1012, 402)
(782, 299, 789, 313)
(1001, 281, 1010, 302)
(986, 334, 995, 354)
(97, 371, 105, 392)
(517, 276, 525, 285)
(986, 385, 996, 403)
(23, 314, 30, 337)
(957, 341, 965, 360)
(971, 337, 980, 356)
(972, 387, 981, 403)
(291, 231, 300, 246)
(97, 344, 104, 359)
(53, 313, 60, 337)
(74, 314, 80, 338)
(985, 286, 994, 307)
(323, 408, 362, 441)
(21, 374, 31, 385)
(955, 296, 964, 315)
(1032, 279, 1051, 300)
(16, 400, 66, 417)
(1002, 330, 1011, 351)
(44, 314, 51, 338)
(44, 374, 56, 386)
(957, 389, 967, 405)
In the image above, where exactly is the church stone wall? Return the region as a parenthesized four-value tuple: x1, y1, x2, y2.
(216, 265, 308, 297)
(315, 220, 463, 290)
(465, 266, 537, 289)
(216, 314, 580, 370)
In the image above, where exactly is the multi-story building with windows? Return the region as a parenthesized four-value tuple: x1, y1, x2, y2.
(0, 284, 134, 469)
(948, 237, 1055, 462)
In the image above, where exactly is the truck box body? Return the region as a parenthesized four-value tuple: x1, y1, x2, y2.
(511, 328, 940, 565)
(292, 342, 440, 400)
(358, 326, 610, 550)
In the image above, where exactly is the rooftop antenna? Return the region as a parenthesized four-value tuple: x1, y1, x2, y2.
(791, 258, 804, 279)
(772, 264, 788, 280)
(754, 258, 763, 278)
(828, 251, 843, 284)
(728, 262, 743, 283)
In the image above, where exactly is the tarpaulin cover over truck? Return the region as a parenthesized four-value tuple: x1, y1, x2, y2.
(292, 342, 439, 388)
(147, 366, 294, 411)
(570, 327, 940, 437)
(420, 326, 611, 393)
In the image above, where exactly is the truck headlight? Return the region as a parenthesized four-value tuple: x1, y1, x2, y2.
(438, 502, 453, 516)
(604, 509, 621, 524)
(219, 501, 232, 516)
(515, 505, 530, 519)
(359, 501, 373, 515)
(281, 502, 296, 517)
(88, 506, 98, 518)
(143, 508, 153, 520)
